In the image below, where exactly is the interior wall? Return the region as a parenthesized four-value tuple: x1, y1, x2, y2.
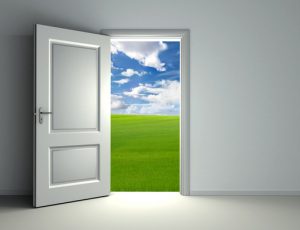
(0, 0, 300, 195)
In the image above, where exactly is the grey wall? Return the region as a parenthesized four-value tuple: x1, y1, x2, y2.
(0, 0, 300, 195)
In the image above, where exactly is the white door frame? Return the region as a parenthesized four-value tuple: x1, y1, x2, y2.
(101, 29, 190, 195)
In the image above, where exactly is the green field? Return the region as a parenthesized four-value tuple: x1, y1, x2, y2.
(111, 114, 179, 191)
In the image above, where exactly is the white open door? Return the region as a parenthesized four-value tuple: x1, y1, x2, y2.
(34, 24, 110, 207)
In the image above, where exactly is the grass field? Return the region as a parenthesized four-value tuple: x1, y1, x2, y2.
(111, 114, 179, 191)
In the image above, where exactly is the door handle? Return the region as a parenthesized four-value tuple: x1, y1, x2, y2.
(38, 107, 52, 124)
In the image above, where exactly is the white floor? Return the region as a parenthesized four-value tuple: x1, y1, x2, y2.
(1, 192, 300, 230)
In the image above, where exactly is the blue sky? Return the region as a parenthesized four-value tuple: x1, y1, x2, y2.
(111, 40, 180, 115)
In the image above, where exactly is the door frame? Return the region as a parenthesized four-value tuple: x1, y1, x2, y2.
(101, 29, 190, 195)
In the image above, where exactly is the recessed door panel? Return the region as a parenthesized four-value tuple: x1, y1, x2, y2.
(50, 145, 99, 186)
(51, 43, 99, 131)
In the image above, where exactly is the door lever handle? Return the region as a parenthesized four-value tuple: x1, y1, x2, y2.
(38, 107, 52, 124)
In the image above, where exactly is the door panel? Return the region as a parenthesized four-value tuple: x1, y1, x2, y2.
(34, 24, 110, 207)
(50, 145, 99, 186)
(51, 43, 99, 131)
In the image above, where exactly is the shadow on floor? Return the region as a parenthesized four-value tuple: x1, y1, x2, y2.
(0, 196, 32, 211)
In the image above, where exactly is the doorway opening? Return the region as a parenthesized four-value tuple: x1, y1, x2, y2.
(103, 30, 190, 194)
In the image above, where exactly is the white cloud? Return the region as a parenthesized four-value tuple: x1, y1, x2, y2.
(123, 80, 180, 114)
(111, 62, 122, 70)
(121, 68, 147, 77)
(123, 83, 158, 98)
(143, 80, 179, 105)
(113, 78, 129, 85)
(125, 103, 178, 115)
(111, 44, 118, 54)
(111, 94, 128, 110)
(111, 41, 167, 71)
